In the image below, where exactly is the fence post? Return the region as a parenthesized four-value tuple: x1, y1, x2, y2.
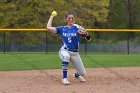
(3, 31, 6, 54)
(127, 35, 130, 54)
(84, 40, 87, 54)
(46, 31, 48, 54)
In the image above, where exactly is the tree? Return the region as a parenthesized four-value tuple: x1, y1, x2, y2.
(0, 0, 110, 48)
(106, 0, 140, 41)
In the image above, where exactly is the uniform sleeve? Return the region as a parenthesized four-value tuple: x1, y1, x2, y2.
(56, 26, 63, 35)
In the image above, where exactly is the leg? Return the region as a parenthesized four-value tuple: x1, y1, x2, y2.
(70, 52, 86, 76)
(59, 49, 70, 85)
(70, 52, 86, 82)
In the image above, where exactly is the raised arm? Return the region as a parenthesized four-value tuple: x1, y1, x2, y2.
(47, 11, 57, 33)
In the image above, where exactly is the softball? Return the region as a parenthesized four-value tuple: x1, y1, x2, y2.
(51, 11, 57, 17)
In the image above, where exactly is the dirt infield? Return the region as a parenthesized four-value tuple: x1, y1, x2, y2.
(0, 67, 140, 93)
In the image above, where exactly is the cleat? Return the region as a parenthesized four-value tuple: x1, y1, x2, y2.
(78, 76, 86, 82)
(62, 78, 70, 85)
(74, 73, 86, 82)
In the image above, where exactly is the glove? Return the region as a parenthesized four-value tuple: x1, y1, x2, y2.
(77, 26, 88, 37)
(77, 26, 91, 41)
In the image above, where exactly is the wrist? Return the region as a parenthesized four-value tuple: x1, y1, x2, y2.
(85, 35, 91, 41)
(50, 15, 54, 19)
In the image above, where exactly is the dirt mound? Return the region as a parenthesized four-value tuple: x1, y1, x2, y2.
(0, 67, 140, 93)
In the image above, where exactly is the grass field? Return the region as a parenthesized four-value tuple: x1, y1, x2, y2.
(0, 52, 140, 71)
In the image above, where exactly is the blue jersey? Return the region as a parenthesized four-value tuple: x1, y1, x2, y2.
(56, 24, 80, 50)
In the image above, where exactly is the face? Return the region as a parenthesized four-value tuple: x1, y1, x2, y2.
(65, 14, 75, 26)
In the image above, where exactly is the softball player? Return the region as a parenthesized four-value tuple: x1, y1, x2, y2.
(47, 11, 91, 85)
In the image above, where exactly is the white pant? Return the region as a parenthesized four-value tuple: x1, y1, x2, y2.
(59, 47, 86, 76)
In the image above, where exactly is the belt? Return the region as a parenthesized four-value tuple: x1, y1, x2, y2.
(64, 47, 78, 52)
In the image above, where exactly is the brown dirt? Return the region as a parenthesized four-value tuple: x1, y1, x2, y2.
(0, 67, 140, 93)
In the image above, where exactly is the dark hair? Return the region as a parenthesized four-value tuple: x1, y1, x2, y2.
(64, 10, 76, 19)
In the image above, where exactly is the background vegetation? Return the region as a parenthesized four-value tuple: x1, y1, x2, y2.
(0, 0, 140, 46)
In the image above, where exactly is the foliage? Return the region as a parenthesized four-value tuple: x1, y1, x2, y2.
(0, 0, 110, 46)
(0, 0, 140, 45)
(94, 0, 140, 44)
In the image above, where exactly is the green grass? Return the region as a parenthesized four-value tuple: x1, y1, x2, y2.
(0, 52, 140, 71)
(83, 53, 140, 68)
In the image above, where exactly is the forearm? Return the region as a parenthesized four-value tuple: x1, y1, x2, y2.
(47, 16, 57, 33)
(47, 16, 53, 28)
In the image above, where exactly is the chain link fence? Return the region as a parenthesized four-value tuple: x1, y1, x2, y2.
(0, 31, 140, 54)
(1, 43, 140, 54)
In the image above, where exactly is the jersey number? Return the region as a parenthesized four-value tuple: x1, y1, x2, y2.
(68, 37, 72, 43)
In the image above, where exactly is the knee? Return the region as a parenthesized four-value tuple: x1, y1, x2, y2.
(63, 55, 70, 62)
